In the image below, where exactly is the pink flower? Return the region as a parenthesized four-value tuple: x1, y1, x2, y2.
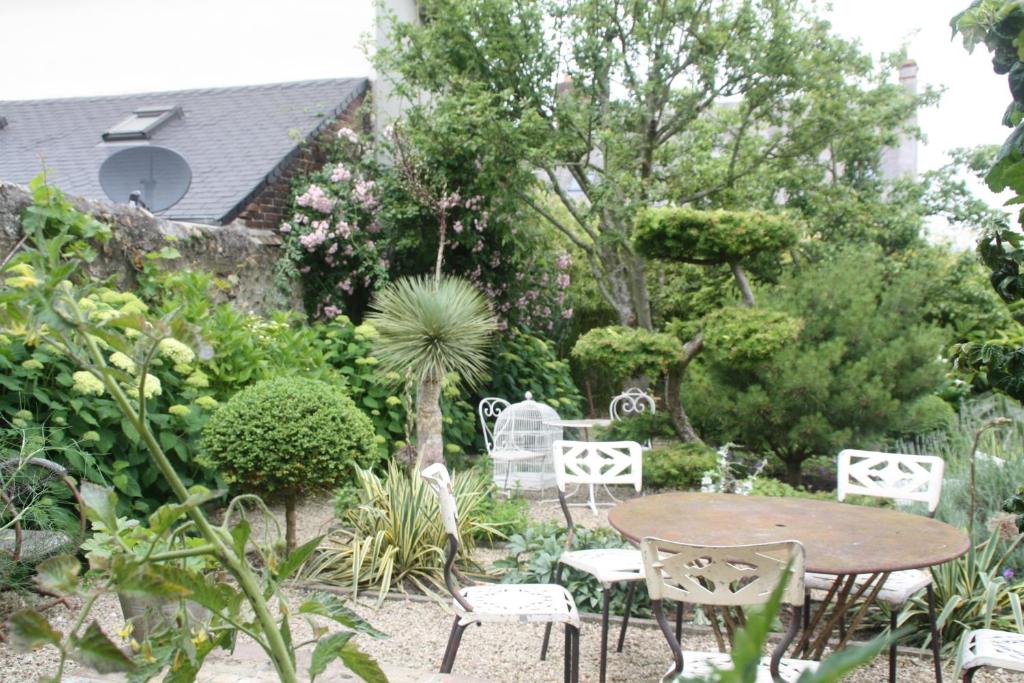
(562, 307, 574, 319)
(453, 221, 464, 234)
(294, 213, 309, 225)
(353, 179, 378, 210)
(556, 273, 571, 289)
(557, 253, 572, 270)
(296, 185, 335, 214)
(324, 305, 343, 319)
(367, 221, 382, 234)
(330, 164, 352, 183)
(337, 127, 359, 144)
(280, 222, 292, 233)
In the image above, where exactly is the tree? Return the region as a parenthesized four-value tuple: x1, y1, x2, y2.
(368, 276, 496, 467)
(377, 0, 930, 329)
(686, 248, 948, 482)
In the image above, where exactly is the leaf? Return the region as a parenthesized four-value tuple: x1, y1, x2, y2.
(298, 593, 388, 638)
(71, 621, 135, 673)
(797, 630, 892, 682)
(80, 482, 118, 531)
(276, 535, 323, 581)
(340, 641, 388, 683)
(309, 631, 354, 682)
(7, 609, 62, 651)
(34, 554, 81, 594)
(231, 518, 251, 558)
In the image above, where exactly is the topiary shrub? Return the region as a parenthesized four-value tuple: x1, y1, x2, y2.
(643, 442, 718, 490)
(200, 376, 378, 549)
(701, 306, 803, 366)
(633, 207, 800, 265)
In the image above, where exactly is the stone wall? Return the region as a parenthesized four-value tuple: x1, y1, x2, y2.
(235, 93, 369, 231)
(0, 181, 301, 314)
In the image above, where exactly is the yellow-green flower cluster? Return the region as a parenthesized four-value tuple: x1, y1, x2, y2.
(139, 373, 162, 399)
(72, 371, 105, 396)
(186, 370, 209, 388)
(168, 404, 190, 417)
(20, 359, 43, 370)
(82, 431, 100, 442)
(109, 351, 137, 374)
(158, 338, 195, 366)
(194, 396, 218, 410)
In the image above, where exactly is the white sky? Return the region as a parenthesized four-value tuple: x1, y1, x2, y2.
(0, 0, 1012, 243)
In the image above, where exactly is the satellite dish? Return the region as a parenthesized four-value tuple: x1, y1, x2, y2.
(98, 145, 191, 212)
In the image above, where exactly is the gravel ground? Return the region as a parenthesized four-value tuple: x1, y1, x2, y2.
(0, 494, 1018, 682)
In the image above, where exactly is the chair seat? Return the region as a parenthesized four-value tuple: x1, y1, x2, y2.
(560, 547, 644, 585)
(455, 583, 580, 627)
(805, 568, 931, 606)
(667, 651, 817, 682)
(961, 629, 1024, 673)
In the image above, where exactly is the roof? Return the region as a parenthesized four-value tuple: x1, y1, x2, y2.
(0, 78, 368, 224)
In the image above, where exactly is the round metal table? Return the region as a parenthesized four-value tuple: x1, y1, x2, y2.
(609, 492, 970, 658)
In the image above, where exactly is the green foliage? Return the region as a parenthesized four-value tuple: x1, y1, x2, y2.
(496, 522, 651, 618)
(687, 249, 947, 481)
(303, 463, 504, 600)
(368, 276, 496, 388)
(900, 531, 1024, 655)
(572, 326, 682, 385)
(488, 331, 583, 417)
(700, 306, 803, 366)
(0, 178, 383, 683)
(634, 207, 799, 266)
(747, 477, 832, 501)
(199, 377, 378, 500)
(598, 412, 677, 444)
(643, 443, 719, 490)
(473, 492, 530, 543)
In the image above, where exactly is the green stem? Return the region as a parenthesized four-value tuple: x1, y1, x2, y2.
(55, 591, 100, 680)
(80, 333, 298, 683)
(147, 545, 217, 562)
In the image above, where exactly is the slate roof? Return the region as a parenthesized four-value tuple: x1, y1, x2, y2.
(0, 78, 368, 224)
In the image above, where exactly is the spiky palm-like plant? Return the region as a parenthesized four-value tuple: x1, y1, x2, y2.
(368, 276, 496, 467)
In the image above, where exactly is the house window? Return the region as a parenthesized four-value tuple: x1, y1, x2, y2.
(0, 116, 7, 130)
(102, 106, 181, 141)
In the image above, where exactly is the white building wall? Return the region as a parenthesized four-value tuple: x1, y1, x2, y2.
(374, 0, 423, 136)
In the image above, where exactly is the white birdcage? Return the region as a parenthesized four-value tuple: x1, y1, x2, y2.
(490, 392, 562, 491)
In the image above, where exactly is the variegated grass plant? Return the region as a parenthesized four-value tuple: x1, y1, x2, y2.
(303, 463, 501, 602)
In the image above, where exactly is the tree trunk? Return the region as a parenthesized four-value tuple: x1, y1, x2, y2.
(730, 261, 756, 307)
(665, 333, 705, 443)
(285, 496, 297, 553)
(784, 456, 803, 486)
(666, 366, 702, 444)
(416, 373, 445, 468)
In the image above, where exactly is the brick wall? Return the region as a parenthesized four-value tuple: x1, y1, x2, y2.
(235, 92, 368, 230)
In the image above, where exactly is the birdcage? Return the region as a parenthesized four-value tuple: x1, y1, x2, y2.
(490, 392, 563, 491)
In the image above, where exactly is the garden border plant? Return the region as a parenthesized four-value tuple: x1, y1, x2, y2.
(0, 178, 386, 683)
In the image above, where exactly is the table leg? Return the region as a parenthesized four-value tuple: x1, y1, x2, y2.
(794, 572, 890, 661)
(588, 484, 598, 516)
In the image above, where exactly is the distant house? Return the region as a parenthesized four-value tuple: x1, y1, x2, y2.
(0, 78, 369, 229)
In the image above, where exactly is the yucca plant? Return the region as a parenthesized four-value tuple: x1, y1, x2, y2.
(898, 529, 1024, 653)
(303, 463, 502, 602)
(367, 276, 496, 467)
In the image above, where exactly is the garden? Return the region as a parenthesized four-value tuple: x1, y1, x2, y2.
(5, 0, 1024, 682)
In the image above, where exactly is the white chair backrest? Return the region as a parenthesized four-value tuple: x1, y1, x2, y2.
(837, 449, 944, 513)
(640, 538, 805, 608)
(609, 387, 656, 421)
(478, 397, 510, 455)
(552, 440, 642, 492)
(421, 463, 459, 536)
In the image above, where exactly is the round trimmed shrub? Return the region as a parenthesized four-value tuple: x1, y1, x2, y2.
(199, 376, 377, 548)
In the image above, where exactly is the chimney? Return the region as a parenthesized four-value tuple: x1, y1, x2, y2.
(899, 60, 919, 95)
(880, 60, 920, 180)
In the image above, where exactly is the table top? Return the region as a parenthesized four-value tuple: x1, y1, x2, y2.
(544, 418, 612, 429)
(608, 492, 970, 575)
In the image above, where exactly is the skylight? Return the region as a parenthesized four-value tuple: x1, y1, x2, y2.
(102, 106, 181, 141)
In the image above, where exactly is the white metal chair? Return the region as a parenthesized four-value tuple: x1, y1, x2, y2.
(540, 440, 644, 683)
(642, 537, 817, 682)
(420, 464, 580, 682)
(804, 449, 946, 683)
(609, 388, 657, 449)
(477, 397, 510, 456)
(960, 629, 1024, 681)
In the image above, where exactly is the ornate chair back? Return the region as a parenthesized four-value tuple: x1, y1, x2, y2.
(421, 463, 473, 611)
(478, 397, 510, 455)
(640, 538, 805, 680)
(837, 449, 944, 515)
(551, 440, 642, 542)
(609, 388, 656, 421)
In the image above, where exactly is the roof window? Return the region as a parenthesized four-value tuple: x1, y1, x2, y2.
(102, 106, 181, 141)
(0, 116, 7, 130)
